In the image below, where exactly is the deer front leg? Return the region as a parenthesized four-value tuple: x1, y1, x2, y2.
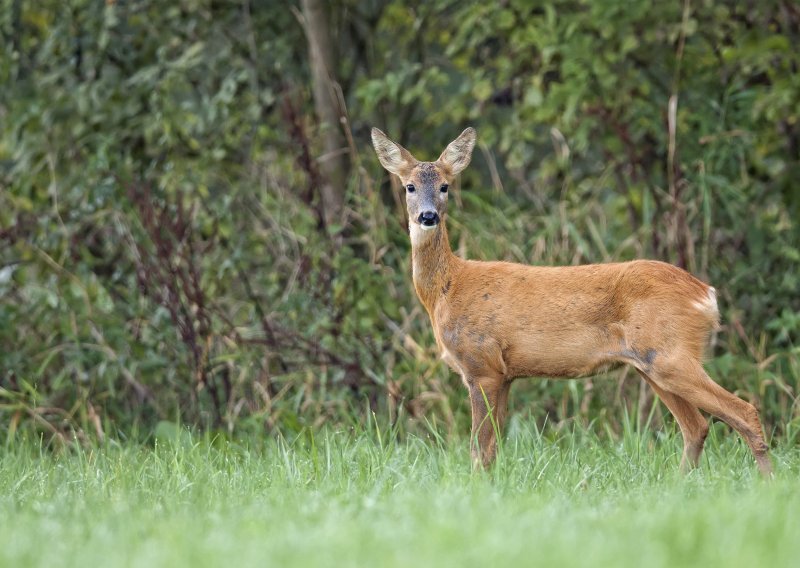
(467, 376, 510, 469)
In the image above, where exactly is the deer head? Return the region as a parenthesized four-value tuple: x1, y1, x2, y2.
(371, 127, 476, 237)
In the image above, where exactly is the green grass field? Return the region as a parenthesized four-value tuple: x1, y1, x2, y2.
(2, 420, 799, 568)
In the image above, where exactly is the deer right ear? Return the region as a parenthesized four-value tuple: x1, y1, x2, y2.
(371, 128, 417, 178)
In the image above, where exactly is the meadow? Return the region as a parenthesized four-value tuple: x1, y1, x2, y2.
(3, 419, 799, 568)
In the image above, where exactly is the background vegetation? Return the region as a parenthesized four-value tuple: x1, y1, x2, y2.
(1, 0, 799, 445)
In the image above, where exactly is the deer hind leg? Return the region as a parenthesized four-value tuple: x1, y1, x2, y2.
(467, 375, 511, 469)
(650, 356, 772, 476)
(639, 372, 708, 472)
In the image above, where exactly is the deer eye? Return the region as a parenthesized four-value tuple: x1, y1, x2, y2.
(440, 184, 449, 193)
(406, 184, 416, 193)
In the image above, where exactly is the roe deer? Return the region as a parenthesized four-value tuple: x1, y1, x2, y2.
(371, 126, 772, 476)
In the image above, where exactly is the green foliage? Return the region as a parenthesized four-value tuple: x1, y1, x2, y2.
(1, 0, 798, 441)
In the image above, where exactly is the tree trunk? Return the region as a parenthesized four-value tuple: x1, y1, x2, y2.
(301, 0, 348, 233)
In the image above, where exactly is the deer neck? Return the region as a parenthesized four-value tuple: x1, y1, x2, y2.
(410, 220, 458, 315)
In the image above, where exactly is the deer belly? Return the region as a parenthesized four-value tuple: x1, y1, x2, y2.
(504, 327, 610, 378)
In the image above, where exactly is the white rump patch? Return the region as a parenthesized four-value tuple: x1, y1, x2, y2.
(693, 287, 719, 321)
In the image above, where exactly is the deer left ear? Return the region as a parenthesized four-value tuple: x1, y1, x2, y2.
(437, 127, 476, 176)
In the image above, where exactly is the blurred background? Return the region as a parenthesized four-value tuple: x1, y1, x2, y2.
(1, 0, 798, 445)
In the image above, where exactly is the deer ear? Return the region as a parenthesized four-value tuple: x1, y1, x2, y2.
(371, 128, 417, 178)
(437, 127, 476, 176)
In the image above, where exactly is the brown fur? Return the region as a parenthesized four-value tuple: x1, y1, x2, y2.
(371, 127, 772, 476)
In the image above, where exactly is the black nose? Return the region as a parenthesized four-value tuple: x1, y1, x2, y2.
(418, 211, 439, 226)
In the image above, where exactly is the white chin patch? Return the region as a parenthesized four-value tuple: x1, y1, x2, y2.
(419, 223, 438, 231)
(409, 222, 438, 246)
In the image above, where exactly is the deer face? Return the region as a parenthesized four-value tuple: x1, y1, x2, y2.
(372, 127, 476, 234)
(403, 162, 450, 231)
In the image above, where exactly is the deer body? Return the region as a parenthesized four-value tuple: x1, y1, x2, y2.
(372, 127, 772, 476)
